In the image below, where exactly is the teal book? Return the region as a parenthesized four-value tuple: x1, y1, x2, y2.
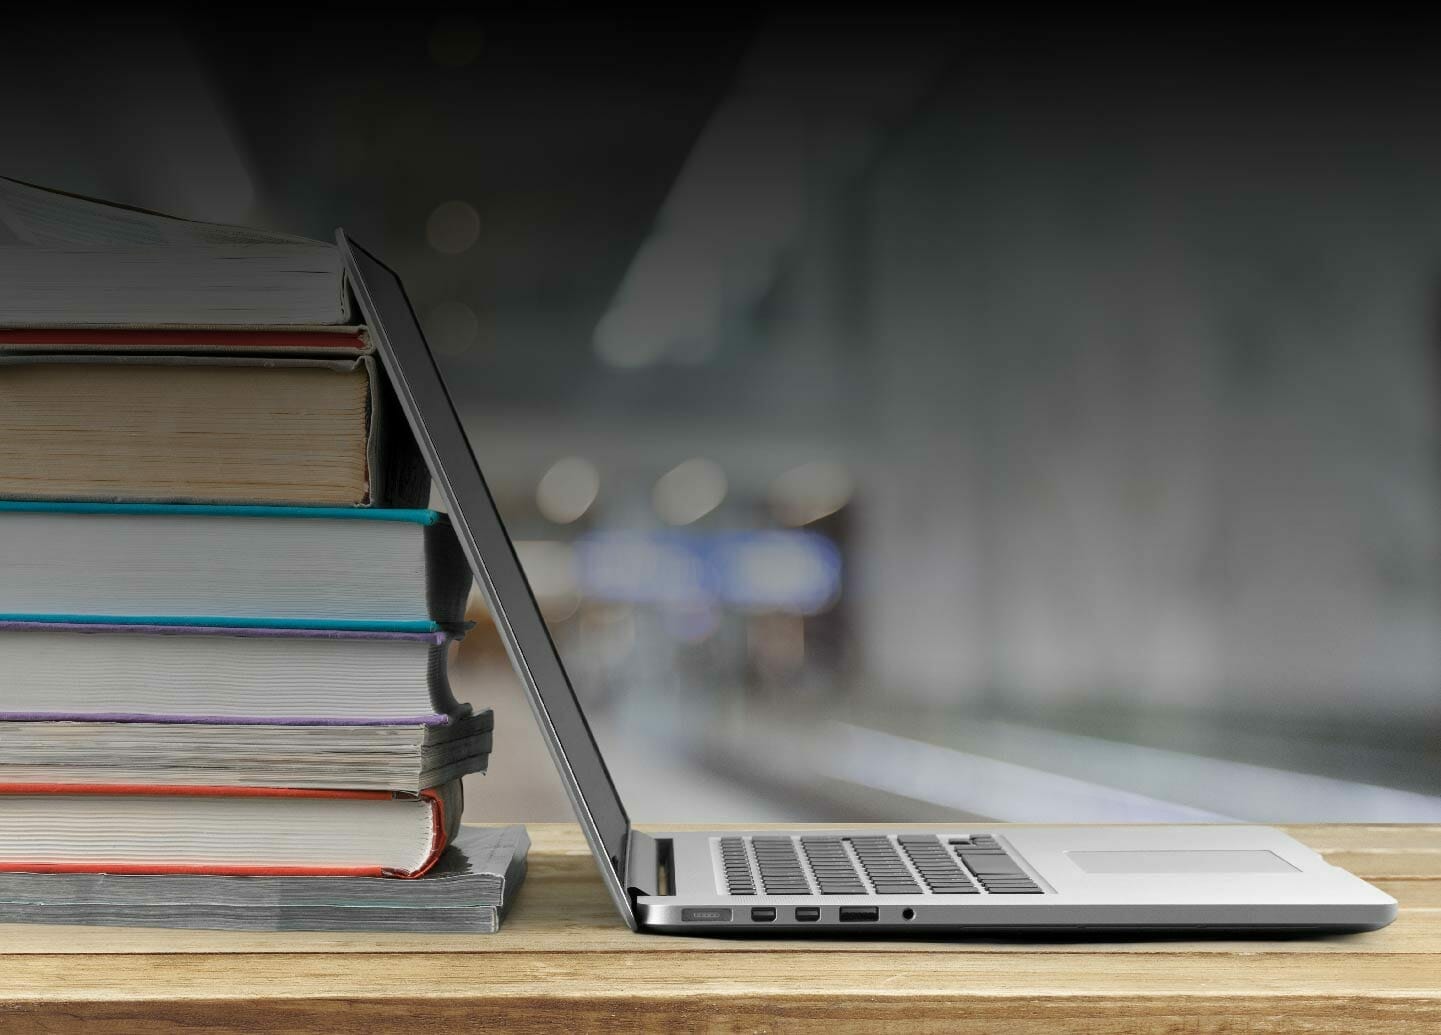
(0, 502, 470, 632)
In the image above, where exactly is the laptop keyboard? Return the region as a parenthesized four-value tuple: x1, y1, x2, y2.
(719, 833, 1042, 896)
(897, 834, 977, 894)
(719, 835, 758, 896)
(749, 837, 809, 895)
(801, 837, 872, 895)
(846, 835, 922, 895)
(951, 833, 1044, 894)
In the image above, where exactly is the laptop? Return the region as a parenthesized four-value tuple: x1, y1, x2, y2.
(339, 232, 1397, 935)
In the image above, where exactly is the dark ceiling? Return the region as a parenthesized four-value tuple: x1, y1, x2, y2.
(188, 10, 757, 395)
(3, 7, 755, 405)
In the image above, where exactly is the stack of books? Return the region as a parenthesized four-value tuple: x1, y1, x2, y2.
(0, 178, 527, 933)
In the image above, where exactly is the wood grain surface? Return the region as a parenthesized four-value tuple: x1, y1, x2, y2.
(0, 823, 1436, 1033)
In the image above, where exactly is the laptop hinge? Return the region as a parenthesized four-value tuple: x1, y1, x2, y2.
(625, 831, 674, 897)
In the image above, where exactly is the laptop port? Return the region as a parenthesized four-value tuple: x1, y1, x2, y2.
(750, 907, 776, 922)
(839, 906, 879, 922)
(795, 907, 820, 922)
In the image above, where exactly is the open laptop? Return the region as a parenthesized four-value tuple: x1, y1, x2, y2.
(339, 233, 1396, 935)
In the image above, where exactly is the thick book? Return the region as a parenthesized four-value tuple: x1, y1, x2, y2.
(0, 825, 528, 933)
(0, 503, 471, 632)
(0, 621, 461, 723)
(0, 711, 493, 792)
(0, 178, 350, 326)
(0, 781, 463, 878)
(0, 350, 427, 506)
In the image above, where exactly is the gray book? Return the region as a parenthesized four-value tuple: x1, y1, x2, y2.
(0, 825, 529, 934)
(0, 178, 350, 327)
(0, 709, 492, 793)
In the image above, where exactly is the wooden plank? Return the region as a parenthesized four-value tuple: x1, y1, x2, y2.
(2, 992, 1439, 1035)
(1375, 879, 1441, 908)
(1275, 826, 1441, 853)
(1319, 853, 1441, 880)
(0, 902, 1433, 956)
(1, 948, 1439, 999)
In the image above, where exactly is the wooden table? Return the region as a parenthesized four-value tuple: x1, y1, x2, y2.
(0, 824, 1437, 1032)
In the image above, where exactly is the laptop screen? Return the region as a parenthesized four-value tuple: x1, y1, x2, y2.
(340, 234, 635, 921)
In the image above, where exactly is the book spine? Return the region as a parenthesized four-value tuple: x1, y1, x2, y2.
(423, 523, 474, 626)
(382, 785, 453, 879)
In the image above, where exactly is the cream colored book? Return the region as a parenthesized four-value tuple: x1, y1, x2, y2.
(0, 350, 427, 506)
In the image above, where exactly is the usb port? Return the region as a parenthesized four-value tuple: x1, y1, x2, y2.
(839, 906, 879, 922)
(750, 907, 776, 922)
(795, 906, 820, 922)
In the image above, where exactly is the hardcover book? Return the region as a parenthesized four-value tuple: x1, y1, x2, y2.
(0, 781, 463, 878)
(0, 177, 351, 326)
(0, 621, 462, 723)
(0, 350, 428, 506)
(0, 503, 471, 631)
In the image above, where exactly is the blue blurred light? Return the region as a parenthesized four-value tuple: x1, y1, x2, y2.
(574, 530, 842, 614)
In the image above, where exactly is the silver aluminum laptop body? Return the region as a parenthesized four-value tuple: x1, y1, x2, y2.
(339, 233, 1396, 935)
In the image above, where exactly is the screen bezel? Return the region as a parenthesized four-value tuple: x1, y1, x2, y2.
(339, 232, 637, 929)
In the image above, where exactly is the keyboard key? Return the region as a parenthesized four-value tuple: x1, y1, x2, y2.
(960, 854, 1022, 875)
(940, 836, 1045, 894)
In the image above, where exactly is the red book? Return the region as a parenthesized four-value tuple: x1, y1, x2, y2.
(0, 782, 460, 878)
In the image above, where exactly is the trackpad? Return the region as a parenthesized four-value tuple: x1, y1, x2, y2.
(1068, 850, 1299, 874)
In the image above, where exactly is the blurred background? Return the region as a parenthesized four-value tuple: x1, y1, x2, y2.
(5, 9, 1440, 823)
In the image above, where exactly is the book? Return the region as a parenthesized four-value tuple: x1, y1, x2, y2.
(0, 503, 471, 631)
(0, 621, 460, 723)
(0, 350, 427, 506)
(0, 711, 493, 792)
(0, 781, 463, 878)
(0, 328, 367, 353)
(0, 178, 349, 326)
(0, 825, 528, 933)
